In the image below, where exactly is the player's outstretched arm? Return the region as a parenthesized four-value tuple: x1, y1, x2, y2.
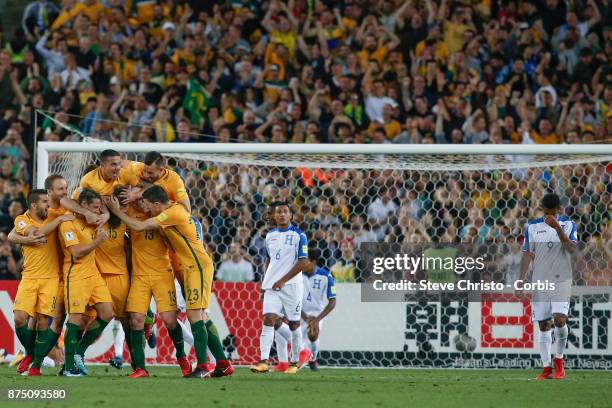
(7, 227, 45, 246)
(272, 258, 310, 290)
(8, 213, 74, 246)
(315, 298, 336, 323)
(119, 185, 144, 205)
(177, 197, 191, 213)
(36, 214, 75, 236)
(60, 196, 101, 226)
(104, 196, 157, 232)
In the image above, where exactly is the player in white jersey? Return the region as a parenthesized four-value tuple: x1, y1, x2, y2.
(273, 248, 337, 372)
(300, 248, 336, 370)
(519, 193, 577, 380)
(251, 201, 309, 374)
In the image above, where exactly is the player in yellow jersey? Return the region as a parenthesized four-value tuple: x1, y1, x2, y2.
(106, 186, 234, 378)
(110, 185, 190, 378)
(58, 189, 114, 377)
(122, 152, 191, 212)
(12, 189, 74, 376)
(9, 175, 73, 372)
(61, 149, 140, 223)
(121, 151, 191, 301)
(90, 186, 133, 372)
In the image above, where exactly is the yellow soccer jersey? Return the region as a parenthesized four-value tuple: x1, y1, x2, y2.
(127, 206, 172, 276)
(153, 203, 212, 272)
(71, 167, 140, 199)
(95, 222, 128, 275)
(14, 211, 60, 279)
(128, 161, 188, 203)
(58, 217, 99, 281)
(46, 206, 69, 279)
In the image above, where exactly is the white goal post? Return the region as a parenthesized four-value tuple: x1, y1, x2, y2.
(34, 141, 612, 369)
(35, 142, 612, 188)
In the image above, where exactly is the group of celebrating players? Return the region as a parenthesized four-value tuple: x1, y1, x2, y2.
(11, 149, 336, 378)
(8, 146, 579, 380)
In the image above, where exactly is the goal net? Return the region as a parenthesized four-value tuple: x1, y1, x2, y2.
(37, 134, 612, 369)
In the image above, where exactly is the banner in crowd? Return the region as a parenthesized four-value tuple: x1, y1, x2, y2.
(0, 282, 610, 368)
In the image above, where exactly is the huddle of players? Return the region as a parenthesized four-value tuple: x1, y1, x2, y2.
(11, 149, 233, 378)
(251, 202, 337, 374)
(12, 148, 574, 379)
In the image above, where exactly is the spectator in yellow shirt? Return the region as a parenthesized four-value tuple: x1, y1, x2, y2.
(356, 23, 400, 71)
(262, 0, 298, 57)
(331, 240, 358, 283)
(530, 118, 562, 144)
(52, 0, 104, 31)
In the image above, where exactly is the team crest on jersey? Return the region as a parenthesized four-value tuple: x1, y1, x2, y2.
(17, 220, 26, 229)
(65, 231, 75, 241)
(157, 213, 168, 222)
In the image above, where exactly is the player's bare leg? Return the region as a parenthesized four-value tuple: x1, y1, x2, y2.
(251, 313, 278, 373)
(128, 312, 149, 378)
(552, 313, 568, 379)
(13, 311, 34, 374)
(304, 322, 320, 371)
(159, 310, 192, 377)
(536, 319, 553, 380)
(49, 303, 67, 375)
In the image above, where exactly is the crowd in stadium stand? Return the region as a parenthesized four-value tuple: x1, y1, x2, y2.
(0, 0, 608, 283)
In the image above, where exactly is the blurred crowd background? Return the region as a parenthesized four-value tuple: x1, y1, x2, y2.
(0, 0, 608, 283)
(177, 161, 610, 285)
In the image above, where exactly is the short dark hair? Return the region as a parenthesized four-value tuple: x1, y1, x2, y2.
(109, 185, 126, 229)
(100, 149, 120, 162)
(270, 200, 291, 212)
(308, 247, 325, 267)
(44, 174, 65, 190)
(113, 185, 127, 200)
(308, 247, 320, 262)
(144, 151, 165, 167)
(541, 193, 561, 210)
(28, 189, 47, 207)
(142, 185, 169, 204)
(78, 188, 102, 206)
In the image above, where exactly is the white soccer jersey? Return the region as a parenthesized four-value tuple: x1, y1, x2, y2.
(261, 224, 308, 290)
(522, 215, 577, 283)
(302, 267, 336, 316)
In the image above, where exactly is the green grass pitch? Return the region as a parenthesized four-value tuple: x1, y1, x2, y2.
(1, 365, 611, 408)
